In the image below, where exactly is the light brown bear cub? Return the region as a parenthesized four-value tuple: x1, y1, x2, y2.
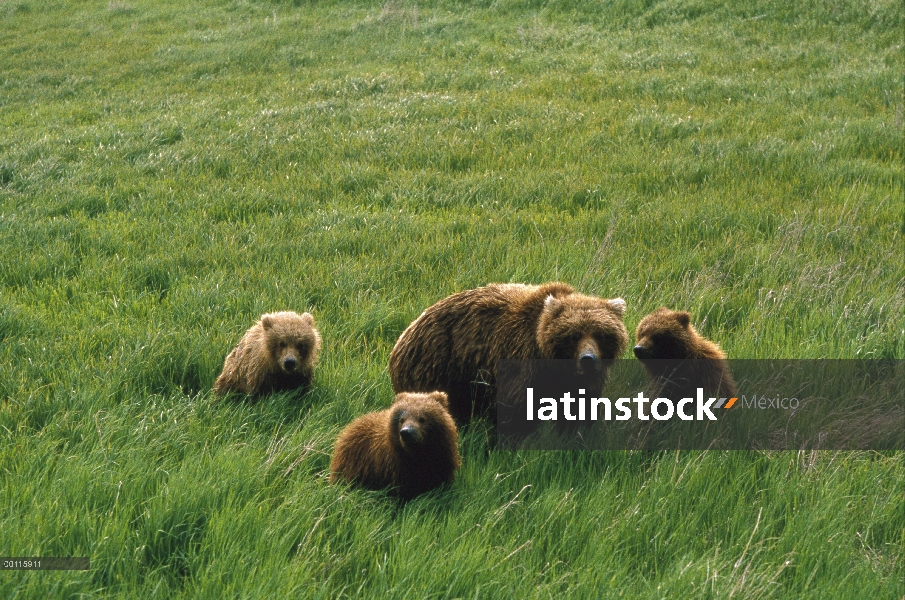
(389, 283, 629, 424)
(330, 391, 460, 500)
(214, 311, 321, 397)
(633, 307, 736, 400)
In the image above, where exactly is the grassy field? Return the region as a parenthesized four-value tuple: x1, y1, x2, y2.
(1, 0, 903, 597)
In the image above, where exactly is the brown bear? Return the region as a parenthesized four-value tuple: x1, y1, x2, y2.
(633, 307, 737, 400)
(214, 311, 321, 397)
(388, 283, 629, 424)
(329, 391, 460, 500)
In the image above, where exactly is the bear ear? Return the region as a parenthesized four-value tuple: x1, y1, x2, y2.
(544, 294, 564, 314)
(261, 315, 274, 330)
(300, 312, 314, 325)
(675, 311, 691, 328)
(429, 391, 450, 410)
(607, 297, 626, 317)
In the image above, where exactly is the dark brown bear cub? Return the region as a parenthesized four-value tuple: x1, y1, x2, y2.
(389, 282, 628, 424)
(633, 307, 737, 400)
(214, 311, 321, 397)
(330, 391, 460, 500)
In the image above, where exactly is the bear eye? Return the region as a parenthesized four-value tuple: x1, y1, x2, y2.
(595, 334, 614, 352)
(553, 334, 582, 358)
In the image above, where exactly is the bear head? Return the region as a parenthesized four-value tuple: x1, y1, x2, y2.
(261, 311, 322, 375)
(536, 292, 628, 372)
(389, 391, 456, 453)
(633, 307, 694, 360)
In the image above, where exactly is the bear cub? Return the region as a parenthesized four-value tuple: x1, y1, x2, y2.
(633, 307, 736, 399)
(389, 282, 629, 424)
(330, 391, 460, 500)
(214, 311, 321, 397)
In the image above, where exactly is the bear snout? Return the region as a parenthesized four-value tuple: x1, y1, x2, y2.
(282, 356, 298, 372)
(577, 352, 602, 375)
(576, 336, 603, 373)
(633, 344, 652, 360)
(399, 424, 420, 446)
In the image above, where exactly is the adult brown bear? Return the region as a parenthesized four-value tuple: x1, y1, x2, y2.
(389, 283, 628, 424)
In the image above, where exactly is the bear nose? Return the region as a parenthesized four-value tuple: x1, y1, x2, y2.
(633, 345, 649, 359)
(579, 352, 601, 373)
(282, 357, 297, 371)
(399, 425, 419, 445)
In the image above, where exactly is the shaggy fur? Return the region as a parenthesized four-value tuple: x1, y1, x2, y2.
(214, 311, 321, 396)
(330, 391, 460, 500)
(633, 307, 737, 399)
(389, 283, 629, 424)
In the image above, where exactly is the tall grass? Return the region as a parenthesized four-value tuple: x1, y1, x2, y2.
(1, 0, 902, 597)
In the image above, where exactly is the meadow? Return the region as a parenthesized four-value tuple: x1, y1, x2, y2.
(1, 0, 902, 596)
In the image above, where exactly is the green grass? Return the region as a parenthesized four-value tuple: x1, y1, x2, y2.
(1, 0, 903, 597)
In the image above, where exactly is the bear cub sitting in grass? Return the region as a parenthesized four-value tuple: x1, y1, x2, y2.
(214, 311, 321, 397)
(330, 391, 460, 500)
(633, 307, 737, 400)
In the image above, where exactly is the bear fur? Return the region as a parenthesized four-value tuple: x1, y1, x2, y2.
(388, 283, 629, 424)
(633, 307, 737, 400)
(329, 391, 460, 500)
(214, 311, 321, 397)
